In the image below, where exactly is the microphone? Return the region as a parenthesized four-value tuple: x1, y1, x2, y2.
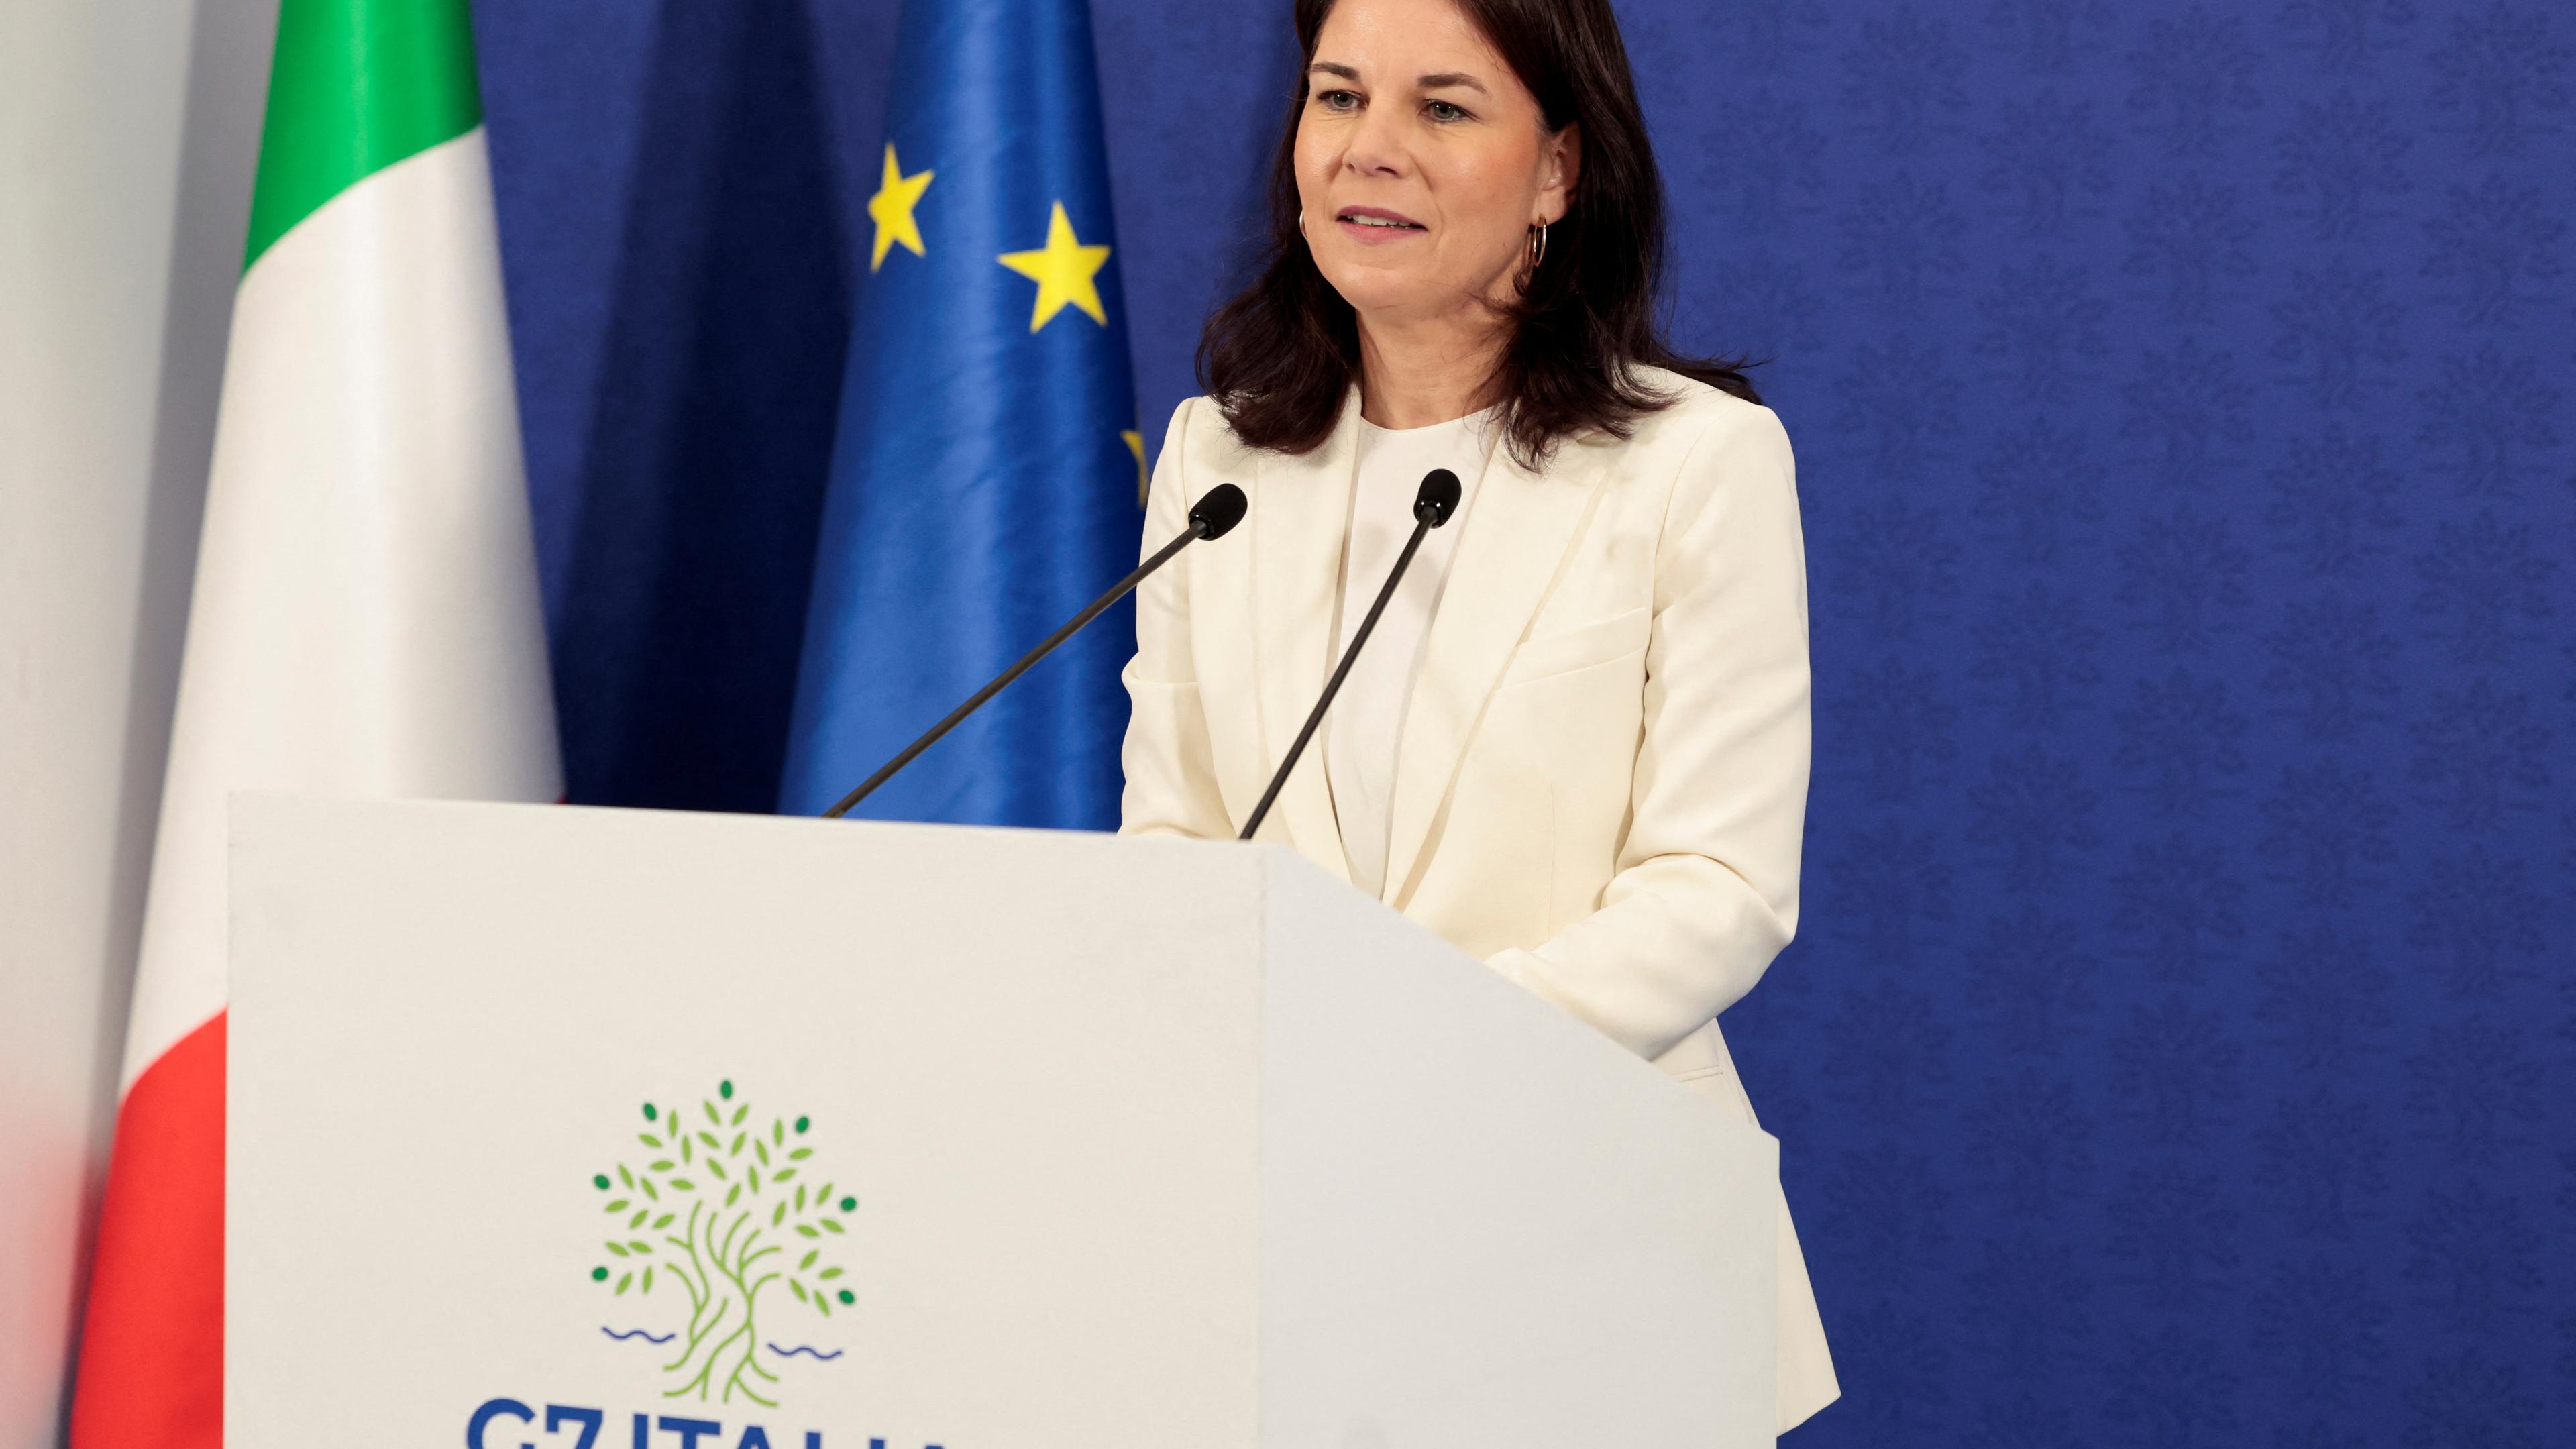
(1238, 468, 1462, 842)
(820, 483, 1249, 820)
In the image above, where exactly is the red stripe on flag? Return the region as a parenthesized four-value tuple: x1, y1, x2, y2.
(72, 1011, 225, 1449)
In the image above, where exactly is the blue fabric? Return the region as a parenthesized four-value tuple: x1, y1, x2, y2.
(774, 0, 1140, 826)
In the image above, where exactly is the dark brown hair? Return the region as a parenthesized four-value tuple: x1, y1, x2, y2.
(1197, 0, 1762, 470)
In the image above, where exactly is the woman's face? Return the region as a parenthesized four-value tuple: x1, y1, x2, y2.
(1293, 0, 1578, 327)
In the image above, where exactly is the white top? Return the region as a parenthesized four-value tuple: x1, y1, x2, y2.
(1323, 405, 1499, 897)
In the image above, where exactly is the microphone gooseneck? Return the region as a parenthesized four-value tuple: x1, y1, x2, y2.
(1238, 468, 1462, 842)
(820, 482, 1248, 820)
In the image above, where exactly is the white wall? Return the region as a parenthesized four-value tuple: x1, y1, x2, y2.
(0, 0, 272, 1440)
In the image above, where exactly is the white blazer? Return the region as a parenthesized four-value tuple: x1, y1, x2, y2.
(1118, 367, 1839, 1433)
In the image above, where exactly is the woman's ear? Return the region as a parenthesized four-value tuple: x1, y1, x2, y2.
(1539, 121, 1582, 225)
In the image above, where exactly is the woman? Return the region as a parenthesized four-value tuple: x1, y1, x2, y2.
(1118, 0, 1836, 1431)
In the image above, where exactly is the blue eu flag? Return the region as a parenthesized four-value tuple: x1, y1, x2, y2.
(780, 0, 1144, 827)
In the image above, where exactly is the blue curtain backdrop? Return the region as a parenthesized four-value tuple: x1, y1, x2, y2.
(470, 1, 2573, 1442)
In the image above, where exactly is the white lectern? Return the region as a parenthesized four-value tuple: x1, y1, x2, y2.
(228, 796, 1779, 1448)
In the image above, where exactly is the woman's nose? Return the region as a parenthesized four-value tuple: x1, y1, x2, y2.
(1342, 105, 1410, 178)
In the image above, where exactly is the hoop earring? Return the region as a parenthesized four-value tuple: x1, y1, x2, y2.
(1529, 221, 1548, 270)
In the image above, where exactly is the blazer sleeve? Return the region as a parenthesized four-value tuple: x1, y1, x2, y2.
(1487, 403, 1813, 1061)
(1118, 396, 1234, 841)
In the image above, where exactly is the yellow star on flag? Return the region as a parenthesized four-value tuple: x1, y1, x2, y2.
(867, 144, 934, 271)
(1122, 429, 1147, 504)
(998, 201, 1112, 332)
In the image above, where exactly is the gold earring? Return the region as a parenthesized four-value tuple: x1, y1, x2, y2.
(1529, 221, 1548, 270)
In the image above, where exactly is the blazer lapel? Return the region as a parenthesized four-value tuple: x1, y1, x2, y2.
(1381, 432, 1613, 904)
(1244, 389, 1361, 880)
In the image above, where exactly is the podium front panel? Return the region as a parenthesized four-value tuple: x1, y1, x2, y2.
(231, 798, 1266, 1448)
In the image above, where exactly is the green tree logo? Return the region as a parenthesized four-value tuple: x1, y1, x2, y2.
(587, 1079, 857, 1406)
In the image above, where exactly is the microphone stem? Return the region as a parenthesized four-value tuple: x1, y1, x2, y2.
(1238, 512, 1435, 841)
(822, 521, 1205, 820)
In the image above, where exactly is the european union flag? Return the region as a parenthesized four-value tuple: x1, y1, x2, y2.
(779, 0, 1143, 826)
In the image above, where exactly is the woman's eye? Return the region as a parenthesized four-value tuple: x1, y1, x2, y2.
(1426, 100, 1469, 122)
(1316, 89, 1360, 112)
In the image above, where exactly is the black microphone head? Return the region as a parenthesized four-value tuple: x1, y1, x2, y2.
(1189, 483, 1248, 540)
(1414, 468, 1463, 527)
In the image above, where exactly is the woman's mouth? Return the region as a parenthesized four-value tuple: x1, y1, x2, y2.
(1336, 207, 1427, 239)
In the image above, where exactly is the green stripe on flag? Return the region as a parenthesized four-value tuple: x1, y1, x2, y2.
(243, 0, 484, 271)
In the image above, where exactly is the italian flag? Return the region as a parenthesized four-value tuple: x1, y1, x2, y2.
(71, 2, 560, 1444)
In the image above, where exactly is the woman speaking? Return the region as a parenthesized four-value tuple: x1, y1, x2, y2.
(1118, 0, 1836, 1430)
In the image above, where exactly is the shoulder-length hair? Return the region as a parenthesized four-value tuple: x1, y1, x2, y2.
(1197, 0, 1762, 470)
